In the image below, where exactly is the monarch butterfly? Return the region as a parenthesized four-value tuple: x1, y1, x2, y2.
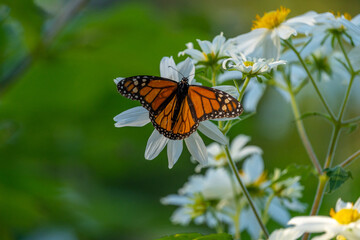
(117, 75, 243, 140)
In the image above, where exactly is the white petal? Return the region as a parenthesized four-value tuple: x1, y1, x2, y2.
(232, 146, 263, 161)
(198, 121, 227, 145)
(240, 207, 261, 239)
(160, 56, 179, 81)
(268, 197, 291, 225)
(230, 28, 268, 57)
(243, 80, 266, 112)
(354, 197, 360, 212)
(179, 175, 205, 194)
(218, 71, 243, 84)
(243, 154, 264, 183)
(269, 228, 304, 240)
(177, 57, 195, 83)
(114, 106, 150, 127)
(336, 198, 354, 212)
(213, 85, 239, 99)
(185, 132, 207, 165)
(114, 77, 124, 84)
(145, 130, 169, 160)
(197, 39, 212, 54)
(288, 216, 338, 232)
(202, 168, 234, 199)
(161, 194, 192, 206)
(167, 140, 183, 168)
(180, 48, 204, 61)
(276, 25, 297, 39)
(312, 232, 338, 240)
(206, 142, 222, 156)
(171, 207, 192, 225)
(230, 134, 250, 154)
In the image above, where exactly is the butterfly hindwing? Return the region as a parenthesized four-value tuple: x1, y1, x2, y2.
(117, 75, 178, 113)
(150, 94, 198, 140)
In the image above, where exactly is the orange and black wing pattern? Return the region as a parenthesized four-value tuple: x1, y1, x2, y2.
(149, 85, 243, 140)
(150, 93, 198, 140)
(117, 75, 178, 113)
(117, 76, 243, 140)
(187, 85, 243, 122)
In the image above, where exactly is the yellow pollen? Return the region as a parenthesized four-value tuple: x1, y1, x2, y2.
(330, 208, 360, 224)
(243, 61, 254, 67)
(331, 11, 352, 20)
(336, 235, 347, 240)
(214, 152, 226, 161)
(252, 6, 291, 30)
(202, 52, 208, 61)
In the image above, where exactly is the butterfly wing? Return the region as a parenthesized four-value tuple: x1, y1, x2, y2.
(149, 85, 243, 140)
(150, 93, 198, 140)
(187, 85, 243, 121)
(117, 75, 178, 113)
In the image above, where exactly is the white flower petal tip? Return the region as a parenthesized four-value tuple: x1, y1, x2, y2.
(114, 77, 124, 84)
(114, 106, 150, 127)
(198, 121, 227, 145)
(185, 132, 208, 165)
(145, 130, 169, 160)
(167, 140, 183, 169)
(269, 228, 304, 240)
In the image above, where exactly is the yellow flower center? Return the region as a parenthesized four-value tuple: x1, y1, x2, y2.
(252, 6, 291, 30)
(336, 235, 347, 240)
(243, 61, 254, 67)
(214, 152, 226, 161)
(202, 51, 216, 62)
(330, 208, 360, 224)
(331, 11, 352, 20)
(188, 194, 208, 218)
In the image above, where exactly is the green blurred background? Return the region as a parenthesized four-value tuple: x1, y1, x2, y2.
(0, 0, 359, 239)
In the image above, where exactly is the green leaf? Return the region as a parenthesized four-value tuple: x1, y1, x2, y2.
(324, 166, 352, 193)
(156, 233, 203, 240)
(155, 233, 233, 240)
(196, 233, 233, 240)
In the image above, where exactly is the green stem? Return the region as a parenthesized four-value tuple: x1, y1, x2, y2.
(262, 193, 275, 225)
(238, 76, 251, 102)
(342, 116, 360, 125)
(340, 150, 360, 168)
(224, 145, 269, 239)
(288, 86, 322, 174)
(284, 40, 336, 121)
(336, 34, 354, 74)
(301, 175, 328, 240)
(211, 67, 217, 87)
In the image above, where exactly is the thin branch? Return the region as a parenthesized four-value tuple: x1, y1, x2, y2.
(340, 150, 360, 168)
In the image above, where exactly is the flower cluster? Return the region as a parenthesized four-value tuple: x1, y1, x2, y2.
(114, 6, 360, 240)
(162, 135, 306, 239)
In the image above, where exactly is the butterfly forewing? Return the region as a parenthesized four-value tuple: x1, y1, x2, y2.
(117, 76, 178, 112)
(187, 86, 243, 121)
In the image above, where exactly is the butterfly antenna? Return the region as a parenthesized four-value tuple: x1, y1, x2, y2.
(168, 66, 185, 79)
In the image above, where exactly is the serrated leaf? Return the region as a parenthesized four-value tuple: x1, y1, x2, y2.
(156, 233, 203, 240)
(272, 164, 315, 184)
(324, 166, 352, 193)
(155, 233, 233, 240)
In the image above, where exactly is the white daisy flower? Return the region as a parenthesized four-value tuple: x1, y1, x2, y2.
(299, 12, 360, 58)
(234, 155, 305, 239)
(161, 168, 235, 227)
(223, 52, 286, 76)
(178, 32, 233, 67)
(194, 134, 263, 172)
(288, 197, 360, 240)
(230, 7, 317, 59)
(114, 57, 228, 168)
